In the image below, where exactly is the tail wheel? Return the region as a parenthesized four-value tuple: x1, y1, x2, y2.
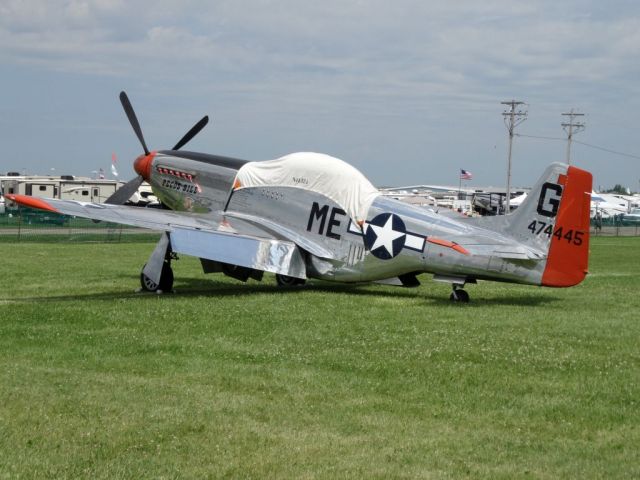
(140, 262, 174, 293)
(449, 289, 469, 303)
(275, 274, 305, 287)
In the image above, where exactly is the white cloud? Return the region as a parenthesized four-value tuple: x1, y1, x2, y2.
(1, 0, 638, 97)
(1, 0, 639, 186)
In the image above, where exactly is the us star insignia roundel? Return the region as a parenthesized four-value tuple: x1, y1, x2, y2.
(364, 213, 407, 260)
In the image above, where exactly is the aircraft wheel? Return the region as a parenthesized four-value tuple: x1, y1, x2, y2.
(449, 289, 469, 303)
(140, 263, 174, 293)
(275, 274, 305, 287)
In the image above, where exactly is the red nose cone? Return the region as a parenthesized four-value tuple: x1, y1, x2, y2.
(133, 152, 155, 180)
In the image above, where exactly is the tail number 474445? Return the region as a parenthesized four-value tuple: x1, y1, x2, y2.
(527, 220, 584, 246)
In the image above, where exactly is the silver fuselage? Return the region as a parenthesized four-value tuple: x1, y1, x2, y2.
(148, 151, 544, 286)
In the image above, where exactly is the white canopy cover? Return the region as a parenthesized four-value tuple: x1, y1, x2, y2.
(234, 152, 380, 224)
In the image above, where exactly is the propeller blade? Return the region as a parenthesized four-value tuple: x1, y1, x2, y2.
(172, 115, 209, 151)
(119, 91, 150, 155)
(105, 175, 144, 205)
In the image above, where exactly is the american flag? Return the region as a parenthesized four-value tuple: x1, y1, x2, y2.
(460, 169, 472, 180)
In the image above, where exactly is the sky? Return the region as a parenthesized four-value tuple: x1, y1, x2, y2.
(1, 0, 640, 191)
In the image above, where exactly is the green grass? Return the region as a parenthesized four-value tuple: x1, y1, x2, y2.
(1, 237, 639, 479)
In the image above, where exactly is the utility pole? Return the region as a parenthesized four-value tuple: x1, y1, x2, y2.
(561, 109, 585, 165)
(501, 100, 527, 214)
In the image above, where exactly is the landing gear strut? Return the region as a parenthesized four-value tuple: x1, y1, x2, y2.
(449, 285, 469, 303)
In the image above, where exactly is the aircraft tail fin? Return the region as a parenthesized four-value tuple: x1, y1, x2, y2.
(488, 162, 592, 287)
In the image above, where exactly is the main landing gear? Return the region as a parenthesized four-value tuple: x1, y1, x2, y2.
(275, 274, 306, 287)
(449, 285, 470, 303)
(139, 233, 175, 293)
(140, 257, 175, 293)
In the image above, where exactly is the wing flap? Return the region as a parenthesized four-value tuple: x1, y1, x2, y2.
(170, 228, 306, 279)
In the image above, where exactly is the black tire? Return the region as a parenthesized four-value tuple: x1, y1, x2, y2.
(275, 274, 305, 287)
(449, 289, 469, 303)
(140, 263, 174, 292)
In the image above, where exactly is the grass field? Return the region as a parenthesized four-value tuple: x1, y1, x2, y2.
(1, 236, 639, 479)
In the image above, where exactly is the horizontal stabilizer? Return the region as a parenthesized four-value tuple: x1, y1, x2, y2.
(439, 234, 545, 261)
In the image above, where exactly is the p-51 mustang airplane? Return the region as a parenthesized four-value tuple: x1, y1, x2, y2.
(7, 92, 592, 302)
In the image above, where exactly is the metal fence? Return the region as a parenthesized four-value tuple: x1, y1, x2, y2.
(591, 225, 640, 237)
(590, 216, 640, 237)
(0, 208, 159, 243)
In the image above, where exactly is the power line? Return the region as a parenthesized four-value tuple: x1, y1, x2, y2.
(516, 133, 564, 141)
(573, 140, 640, 160)
(515, 133, 640, 160)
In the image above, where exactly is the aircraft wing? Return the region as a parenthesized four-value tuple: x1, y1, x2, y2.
(7, 194, 224, 231)
(6, 195, 307, 278)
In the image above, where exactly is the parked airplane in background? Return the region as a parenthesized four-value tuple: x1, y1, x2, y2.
(7, 92, 593, 302)
(590, 192, 635, 218)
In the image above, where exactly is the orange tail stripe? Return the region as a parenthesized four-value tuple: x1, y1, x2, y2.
(541, 166, 592, 287)
(5, 194, 59, 213)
